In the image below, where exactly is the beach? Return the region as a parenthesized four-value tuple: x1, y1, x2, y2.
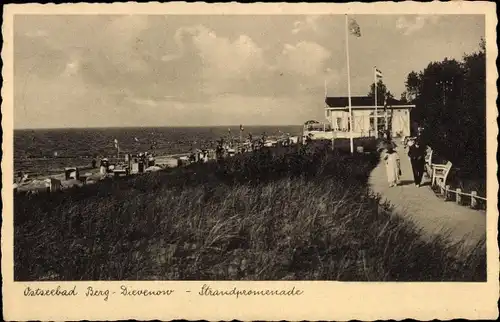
(14, 125, 301, 179)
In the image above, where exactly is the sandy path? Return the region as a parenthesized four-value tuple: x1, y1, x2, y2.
(368, 146, 486, 249)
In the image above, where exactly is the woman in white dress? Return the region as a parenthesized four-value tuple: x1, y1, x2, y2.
(384, 145, 401, 187)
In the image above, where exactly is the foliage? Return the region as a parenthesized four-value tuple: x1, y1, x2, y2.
(15, 143, 485, 282)
(404, 39, 486, 176)
(399, 92, 409, 103)
(367, 80, 394, 106)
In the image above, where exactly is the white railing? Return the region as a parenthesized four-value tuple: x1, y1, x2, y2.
(434, 179, 486, 209)
(430, 163, 487, 210)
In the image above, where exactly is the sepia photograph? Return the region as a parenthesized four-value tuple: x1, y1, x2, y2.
(12, 11, 489, 282)
(2, 2, 498, 321)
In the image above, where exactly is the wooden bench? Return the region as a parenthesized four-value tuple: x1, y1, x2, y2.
(431, 161, 453, 188)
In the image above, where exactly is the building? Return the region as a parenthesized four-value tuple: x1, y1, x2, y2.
(324, 96, 415, 138)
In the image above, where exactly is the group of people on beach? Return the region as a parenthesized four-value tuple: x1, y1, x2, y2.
(381, 129, 427, 188)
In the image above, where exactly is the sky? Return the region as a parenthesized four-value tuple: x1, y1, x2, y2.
(14, 14, 484, 129)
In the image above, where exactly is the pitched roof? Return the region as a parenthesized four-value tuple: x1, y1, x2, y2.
(325, 96, 404, 108)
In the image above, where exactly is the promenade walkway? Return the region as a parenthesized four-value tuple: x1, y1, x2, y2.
(368, 145, 486, 250)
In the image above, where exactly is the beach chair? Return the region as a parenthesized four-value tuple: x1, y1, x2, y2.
(131, 163, 139, 174)
(64, 167, 79, 180)
(431, 161, 452, 188)
(47, 178, 62, 192)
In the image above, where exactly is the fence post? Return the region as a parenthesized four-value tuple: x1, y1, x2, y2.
(456, 188, 462, 205)
(471, 191, 477, 209)
(444, 185, 450, 201)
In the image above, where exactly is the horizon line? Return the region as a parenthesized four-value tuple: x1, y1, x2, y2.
(14, 124, 305, 131)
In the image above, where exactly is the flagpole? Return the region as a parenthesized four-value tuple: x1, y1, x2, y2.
(374, 66, 378, 137)
(239, 125, 243, 152)
(384, 95, 388, 133)
(345, 14, 354, 154)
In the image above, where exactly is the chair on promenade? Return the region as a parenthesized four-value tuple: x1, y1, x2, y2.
(431, 161, 452, 188)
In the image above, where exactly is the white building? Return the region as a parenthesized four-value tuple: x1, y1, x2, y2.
(324, 96, 414, 138)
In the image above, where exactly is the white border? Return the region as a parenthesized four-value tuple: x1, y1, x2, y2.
(2, 2, 498, 320)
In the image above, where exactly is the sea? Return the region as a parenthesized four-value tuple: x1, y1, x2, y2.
(14, 125, 302, 177)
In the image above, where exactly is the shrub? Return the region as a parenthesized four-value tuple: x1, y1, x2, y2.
(14, 145, 485, 281)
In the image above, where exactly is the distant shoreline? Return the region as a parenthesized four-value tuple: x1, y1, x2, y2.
(14, 125, 303, 131)
(13, 126, 302, 179)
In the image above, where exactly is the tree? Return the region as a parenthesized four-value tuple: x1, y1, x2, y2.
(404, 71, 421, 103)
(459, 40, 486, 174)
(367, 80, 391, 106)
(479, 37, 485, 52)
(403, 40, 486, 175)
(399, 92, 408, 104)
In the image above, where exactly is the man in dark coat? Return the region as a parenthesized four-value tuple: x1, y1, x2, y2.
(408, 136, 427, 187)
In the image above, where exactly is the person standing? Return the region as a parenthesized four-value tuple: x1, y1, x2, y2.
(138, 153, 145, 173)
(384, 145, 401, 187)
(408, 137, 426, 187)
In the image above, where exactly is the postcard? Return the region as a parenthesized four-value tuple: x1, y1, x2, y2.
(2, 2, 499, 321)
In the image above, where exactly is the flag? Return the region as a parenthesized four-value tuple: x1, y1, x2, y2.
(375, 68, 383, 79)
(240, 124, 244, 131)
(114, 138, 119, 149)
(134, 137, 139, 142)
(348, 18, 361, 37)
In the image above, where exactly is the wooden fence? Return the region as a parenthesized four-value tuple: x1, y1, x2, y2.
(431, 164, 487, 210)
(434, 180, 487, 209)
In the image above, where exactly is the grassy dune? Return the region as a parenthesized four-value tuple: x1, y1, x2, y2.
(14, 140, 486, 281)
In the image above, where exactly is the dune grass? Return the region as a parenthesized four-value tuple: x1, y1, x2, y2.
(14, 141, 486, 281)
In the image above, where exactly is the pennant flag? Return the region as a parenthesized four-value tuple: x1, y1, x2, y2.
(348, 18, 361, 37)
(375, 68, 383, 79)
